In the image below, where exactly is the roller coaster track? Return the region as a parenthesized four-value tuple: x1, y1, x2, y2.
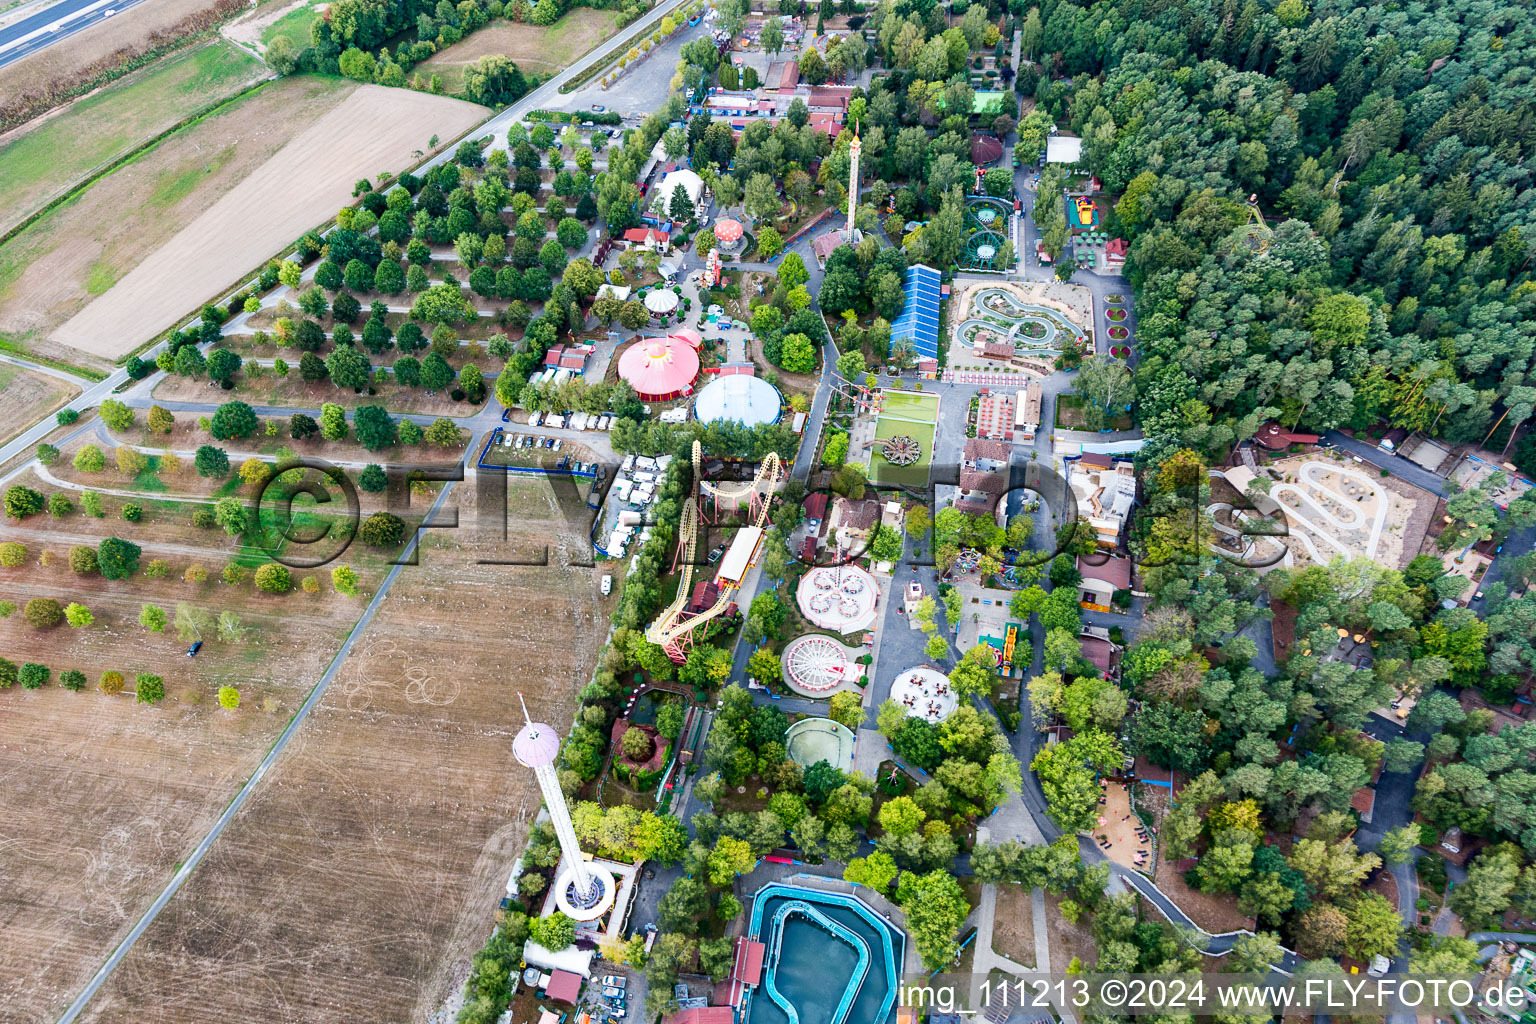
(644, 441, 782, 661)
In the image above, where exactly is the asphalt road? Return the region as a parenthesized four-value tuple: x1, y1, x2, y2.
(54, 468, 465, 1024)
(0, 0, 151, 69)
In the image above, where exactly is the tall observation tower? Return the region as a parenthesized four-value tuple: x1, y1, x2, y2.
(846, 126, 862, 240)
(514, 695, 615, 922)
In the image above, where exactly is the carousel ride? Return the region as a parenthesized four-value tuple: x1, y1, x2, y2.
(881, 435, 922, 466)
(782, 634, 857, 695)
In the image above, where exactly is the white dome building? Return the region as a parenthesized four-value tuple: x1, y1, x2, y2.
(653, 168, 704, 216)
(693, 374, 782, 427)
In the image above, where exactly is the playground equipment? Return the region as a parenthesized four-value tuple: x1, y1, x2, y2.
(797, 564, 879, 633)
(645, 440, 782, 661)
(880, 434, 922, 466)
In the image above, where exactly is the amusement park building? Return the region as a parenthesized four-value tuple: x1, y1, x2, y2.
(890, 264, 942, 362)
(618, 333, 700, 401)
(693, 374, 782, 427)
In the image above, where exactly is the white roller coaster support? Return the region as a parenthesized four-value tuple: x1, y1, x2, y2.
(645, 442, 783, 659)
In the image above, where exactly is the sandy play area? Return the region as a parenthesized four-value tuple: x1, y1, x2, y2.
(1088, 778, 1152, 872)
(51, 85, 487, 360)
(1219, 453, 1432, 571)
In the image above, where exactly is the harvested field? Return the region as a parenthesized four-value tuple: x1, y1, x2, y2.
(0, 0, 247, 132)
(991, 884, 1036, 967)
(50, 84, 489, 362)
(73, 476, 609, 1024)
(0, 361, 78, 444)
(220, 0, 326, 53)
(0, 525, 403, 1024)
(0, 40, 264, 233)
(0, 75, 354, 372)
(417, 9, 625, 90)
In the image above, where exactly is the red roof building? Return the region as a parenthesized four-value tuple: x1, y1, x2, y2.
(1105, 238, 1128, 265)
(963, 437, 1013, 466)
(1252, 421, 1320, 450)
(664, 1008, 735, 1024)
(1077, 553, 1132, 590)
(733, 938, 765, 984)
(545, 970, 583, 1004)
(808, 86, 851, 111)
(803, 491, 829, 525)
(559, 350, 587, 370)
(622, 227, 671, 249)
(688, 579, 721, 612)
(544, 345, 564, 368)
(1079, 635, 1120, 677)
(777, 60, 799, 92)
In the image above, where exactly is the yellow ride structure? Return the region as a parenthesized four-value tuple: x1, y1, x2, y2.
(644, 441, 783, 662)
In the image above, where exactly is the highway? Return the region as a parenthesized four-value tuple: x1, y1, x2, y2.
(0, 0, 152, 70)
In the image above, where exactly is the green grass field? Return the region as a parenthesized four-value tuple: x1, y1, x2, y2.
(879, 391, 941, 422)
(0, 41, 263, 232)
(261, 1, 325, 52)
(870, 390, 938, 487)
(872, 415, 935, 488)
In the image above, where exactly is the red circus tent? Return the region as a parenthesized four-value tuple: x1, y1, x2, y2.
(619, 334, 700, 401)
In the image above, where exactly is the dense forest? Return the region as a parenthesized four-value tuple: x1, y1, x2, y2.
(1013, 0, 1536, 468)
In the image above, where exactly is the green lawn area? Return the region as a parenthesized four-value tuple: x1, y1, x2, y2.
(0, 41, 262, 231)
(261, 1, 325, 51)
(872, 413, 935, 488)
(879, 390, 941, 423)
(416, 8, 625, 93)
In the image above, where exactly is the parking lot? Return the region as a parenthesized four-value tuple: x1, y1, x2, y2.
(578, 964, 644, 1024)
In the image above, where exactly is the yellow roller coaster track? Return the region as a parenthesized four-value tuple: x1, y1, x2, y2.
(644, 441, 783, 659)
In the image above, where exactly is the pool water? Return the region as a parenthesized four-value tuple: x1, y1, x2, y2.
(750, 891, 901, 1024)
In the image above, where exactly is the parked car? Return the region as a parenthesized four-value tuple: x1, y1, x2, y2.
(552, 439, 562, 450)
(186, 641, 203, 657)
(602, 987, 625, 1000)
(591, 104, 606, 112)
(601, 975, 625, 989)
(707, 545, 724, 564)
(600, 575, 613, 596)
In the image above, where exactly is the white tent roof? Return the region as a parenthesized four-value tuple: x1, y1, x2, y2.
(1046, 135, 1083, 164)
(655, 168, 704, 209)
(694, 374, 782, 427)
(644, 289, 679, 312)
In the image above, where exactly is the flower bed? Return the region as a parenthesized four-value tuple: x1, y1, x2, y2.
(1108, 326, 1128, 340)
(1106, 308, 1127, 321)
(1110, 345, 1131, 358)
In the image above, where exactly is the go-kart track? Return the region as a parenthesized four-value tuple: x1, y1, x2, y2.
(1214, 460, 1396, 569)
(954, 286, 1079, 360)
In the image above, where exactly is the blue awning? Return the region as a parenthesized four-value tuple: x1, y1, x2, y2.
(889, 264, 941, 359)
